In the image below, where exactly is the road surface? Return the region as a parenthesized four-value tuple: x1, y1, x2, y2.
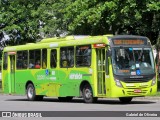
(0, 94, 160, 120)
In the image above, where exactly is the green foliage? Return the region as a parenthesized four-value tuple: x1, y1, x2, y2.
(0, 0, 56, 44)
(0, 0, 160, 45)
(156, 36, 160, 50)
(61, 0, 160, 43)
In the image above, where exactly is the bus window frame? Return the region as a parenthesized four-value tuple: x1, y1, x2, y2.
(16, 50, 28, 70)
(42, 49, 47, 69)
(60, 46, 74, 68)
(50, 49, 57, 68)
(3, 52, 8, 70)
(75, 44, 91, 67)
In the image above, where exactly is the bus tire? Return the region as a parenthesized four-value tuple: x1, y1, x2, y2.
(82, 84, 97, 103)
(26, 83, 37, 101)
(119, 97, 133, 103)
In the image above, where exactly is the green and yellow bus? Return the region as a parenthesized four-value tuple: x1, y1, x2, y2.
(2, 35, 157, 103)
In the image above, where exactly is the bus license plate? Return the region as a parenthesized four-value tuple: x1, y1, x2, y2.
(134, 89, 141, 93)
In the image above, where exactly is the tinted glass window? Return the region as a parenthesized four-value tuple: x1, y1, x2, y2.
(50, 49, 57, 68)
(17, 51, 28, 69)
(76, 45, 91, 67)
(60, 47, 74, 67)
(42, 49, 47, 69)
(29, 49, 41, 69)
(3, 52, 8, 70)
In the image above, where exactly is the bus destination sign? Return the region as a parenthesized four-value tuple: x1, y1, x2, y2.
(113, 39, 145, 45)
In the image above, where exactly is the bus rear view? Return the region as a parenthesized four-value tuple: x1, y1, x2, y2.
(109, 35, 157, 103)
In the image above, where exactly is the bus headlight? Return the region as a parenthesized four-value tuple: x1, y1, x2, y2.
(151, 76, 156, 86)
(115, 79, 123, 88)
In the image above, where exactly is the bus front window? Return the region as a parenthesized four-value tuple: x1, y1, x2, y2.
(112, 47, 155, 76)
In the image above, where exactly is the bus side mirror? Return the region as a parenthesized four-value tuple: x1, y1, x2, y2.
(106, 45, 111, 57)
(107, 49, 112, 57)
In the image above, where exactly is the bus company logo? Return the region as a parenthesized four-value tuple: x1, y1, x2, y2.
(69, 73, 82, 80)
(37, 75, 45, 80)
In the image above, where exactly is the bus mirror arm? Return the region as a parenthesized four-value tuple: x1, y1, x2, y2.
(105, 53, 109, 75)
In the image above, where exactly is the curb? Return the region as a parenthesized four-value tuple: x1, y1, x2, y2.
(134, 96, 160, 101)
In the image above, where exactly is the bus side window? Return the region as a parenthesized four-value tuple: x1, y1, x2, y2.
(35, 60, 41, 69)
(60, 47, 74, 68)
(16, 51, 28, 69)
(29, 50, 35, 69)
(3, 52, 8, 70)
(50, 49, 57, 68)
(76, 45, 91, 66)
(17, 51, 22, 69)
(35, 50, 41, 69)
(29, 49, 41, 69)
(29, 61, 34, 68)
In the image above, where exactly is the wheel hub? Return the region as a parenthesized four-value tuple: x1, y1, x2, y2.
(85, 89, 92, 99)
(28, 87, 33, 98)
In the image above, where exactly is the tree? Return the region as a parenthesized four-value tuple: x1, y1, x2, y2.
(0, 0, 57, 45)
(61, 0, 160, 44)
(0, 0, 159, 46)
(155, 36, 160, 76)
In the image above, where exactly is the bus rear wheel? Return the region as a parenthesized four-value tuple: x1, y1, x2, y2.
(26, 83, 43, 101)
(82, 84, 97, 103)
(119, 97, 133, 103)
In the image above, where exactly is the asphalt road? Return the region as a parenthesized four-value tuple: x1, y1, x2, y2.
(0, 94, 160, 120)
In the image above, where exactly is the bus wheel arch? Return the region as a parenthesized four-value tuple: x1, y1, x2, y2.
(25, 81, 34, 90)
(80, 81, 97, 103)
(25, 81, 43, 101)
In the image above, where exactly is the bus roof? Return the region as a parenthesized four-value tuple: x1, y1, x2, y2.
(3, 35, 112, 52)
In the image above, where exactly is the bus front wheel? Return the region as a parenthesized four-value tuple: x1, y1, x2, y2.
(82, 84, 97, 103)
(119, 97, 133, 103)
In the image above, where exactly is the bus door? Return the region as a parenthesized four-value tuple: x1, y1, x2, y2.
(9, 54, 16, 93)
(96, 48, 106, 96)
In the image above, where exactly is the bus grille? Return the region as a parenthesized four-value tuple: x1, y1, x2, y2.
(123, 79, 150, 83)
(116, 74, 155, 83)
(126, 89, 148, 95)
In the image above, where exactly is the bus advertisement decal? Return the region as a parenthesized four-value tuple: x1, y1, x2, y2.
(69, 73, 82, 80)
(45, 69, 49, 76)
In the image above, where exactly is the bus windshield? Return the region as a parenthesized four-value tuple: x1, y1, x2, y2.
(112, 47, 155, 76)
